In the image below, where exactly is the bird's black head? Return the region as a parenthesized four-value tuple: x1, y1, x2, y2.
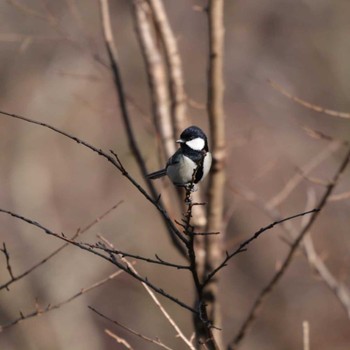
(177, 126, 209, 152)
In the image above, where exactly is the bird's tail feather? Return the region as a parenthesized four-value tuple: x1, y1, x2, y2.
(147, 169, 167, 180)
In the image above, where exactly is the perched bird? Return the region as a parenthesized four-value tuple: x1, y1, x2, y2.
(148, 126, 212, 188)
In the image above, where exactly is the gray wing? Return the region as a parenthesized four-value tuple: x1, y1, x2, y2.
(166, 149, 182, 167)
(148, 150, 183, 181)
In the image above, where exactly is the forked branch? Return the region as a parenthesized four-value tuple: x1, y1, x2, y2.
(229, 146, 350, 349)
(203, 209, 319, 287)
(0, 207, 196, 314)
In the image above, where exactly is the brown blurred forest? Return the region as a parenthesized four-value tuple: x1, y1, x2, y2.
(1, 0, 350, 349)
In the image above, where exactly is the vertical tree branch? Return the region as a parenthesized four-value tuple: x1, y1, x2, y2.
(99, 0, 187, 257)
(137, 4, 211, 340)
(181, 186, 219, 350)
(132, 0, 209, 273)
(99, 0, 154, 189)
(144, 0, 208, 279)
(200, 0, 226, 348)
(147, 0, 187, 136)
(132, 0, 175, 158)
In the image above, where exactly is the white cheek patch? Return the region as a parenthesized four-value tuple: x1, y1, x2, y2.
(186, 137, 205, 151)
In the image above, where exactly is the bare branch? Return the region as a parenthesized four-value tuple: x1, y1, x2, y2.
(133, 0, 174, 158)
(0, 269, 125, 331)
(268, 140, 342, 208)
(92, 243, 189, 270)
(0, 109, 121, 166)
(136, 0, 208, 255)
(99, 0, 155, 186)
(329, 190, 350, 202)
(269, 80, 350, 119)
(148, 0, 187, 136)
(132, 0, 192, 240)
(303, 234, 350, 319)
(0, 33, 64, 43)
(235, 183, 350, 320)
(203, 209, 318, 286)
(175, 175, 219, 349)
(0, 243, 15, 282)
(98, 0, 188, 256)
(99, 236, 195, 350)
(90, 307, 174, 350)
(105, 329, 134, 349)
(0, 208, 195, 314)
(184, 200, 205, 295)
(0, 110, 187, 251)
(187, 97, 206, 110)
(303, 321, 310, 350)
(0, 201, 122, 291)
(8, 0, 55, 22)
(229, 147, 350, 349)
(302, 126, 346, 143)
(295, 167, 330, 187)
(200, 0, 226, 348)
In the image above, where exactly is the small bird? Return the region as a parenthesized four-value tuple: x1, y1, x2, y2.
(148, 126, 212, 188)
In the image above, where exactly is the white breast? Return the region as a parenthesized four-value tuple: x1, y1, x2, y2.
(167, 156, 196, 185)
(166, 152, 212, 185)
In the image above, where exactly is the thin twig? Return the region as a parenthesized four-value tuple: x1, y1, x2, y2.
(0, 202, 123, 293)
(0, 208, 196, 314)
(269, 80, 350, 119)
(105, 329, 134, 349)
(0, 110, 187, 250)
(99, 0, 188, 256)
(90, 243, 189, 270)
(192, 232, 220, 236)
(0, 269, 125, 331)
(229, 147, 350, 349)
(8, 0, 55, 22)
(303, 234, 350, 319)
(302, 126, 344, 143)
(203, 209, 318, 286)
(98, 235, 195, 349)
(0, 243, 15, 281)
(100, 0, 165, 187)
(99, 0, 158, 192)
(295, 167, 330, 186)
(185, 200, 204, 295)
(268, 140, 342, 208)
(234, 183, 350, 320)
(187, 97, 206, 110)
(329, 190, 350, 202)
(90, 307, 174, 350)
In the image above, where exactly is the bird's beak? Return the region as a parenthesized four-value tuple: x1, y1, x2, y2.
(176, 139, 184, 144)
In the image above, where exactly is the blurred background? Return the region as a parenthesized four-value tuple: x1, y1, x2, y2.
(1, 0, 350, 349)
